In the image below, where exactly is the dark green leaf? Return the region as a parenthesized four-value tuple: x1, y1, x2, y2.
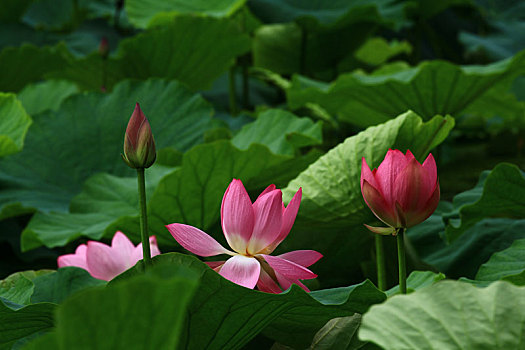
(476, 238, 525, 285)
(0, 93, 32, 157)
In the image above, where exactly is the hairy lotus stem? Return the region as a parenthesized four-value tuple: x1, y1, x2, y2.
(397, 228, 407, 294)
(375, 235, 386, 290)
(137, 168, 152, 267)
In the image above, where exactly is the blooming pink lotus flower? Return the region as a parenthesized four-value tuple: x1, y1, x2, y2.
(57, 231, 161, 281)
(361, 149, 440, 235)
(122, 103, 156, 169)
(166, 179, 322, 293)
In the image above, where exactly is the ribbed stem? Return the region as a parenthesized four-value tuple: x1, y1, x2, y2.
(137, 168, 152, 267)
(375, 235, 386, 290)
(229, 67, 238, 116)
(397, 228, 407, 294)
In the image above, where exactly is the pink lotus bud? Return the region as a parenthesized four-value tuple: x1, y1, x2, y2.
(361, 149, 440, 234)
(122, 103, 156, 169)
(99, 37, 109, 58)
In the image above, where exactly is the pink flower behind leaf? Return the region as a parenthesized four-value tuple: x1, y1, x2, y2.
(361, 149, 440, 235)
(166, 179, 322, 293)
(57, 231, 161, 281)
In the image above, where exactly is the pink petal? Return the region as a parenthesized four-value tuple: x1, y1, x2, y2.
(111, 231, 135, 265)
(257, 268, 282, 294)
(393, 157, 428, 213)
(256, 184, 276, 201)
(130, 236, 162, 264)
(221, 179, 255, 253)
(275, 272, 310, 292)
(277, 250, 322, 267)
(375, 149, 409, 205)
(219, 255, 260, 289)
(270, 188, 302, 250)
(361, 157, 379, 190)
(405, 180, 440, 228)
(166, 223, 233, 257)
(247, 190, 283, 254)
(261, 255, 317, 280)
(422, 153, 437, 197)
(57, 244, 88, 270)
(86, 241, 129, 281)
(362, 179, 399, 227)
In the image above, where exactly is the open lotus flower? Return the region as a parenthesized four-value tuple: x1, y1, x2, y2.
(57, 231, 161, 281)
(166, 179, 322, 293)
(361, 149, 440, 235)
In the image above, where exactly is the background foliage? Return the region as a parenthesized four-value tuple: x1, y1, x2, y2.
(0, 0, 523, 349)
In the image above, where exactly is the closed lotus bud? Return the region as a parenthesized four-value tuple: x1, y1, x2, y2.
(122, 103, 156, 169)
(99, 37, 109, 59)
(361, 149, 440, 235)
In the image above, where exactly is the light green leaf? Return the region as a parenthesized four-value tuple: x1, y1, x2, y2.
(309, 314, 366, 350)
(287, 50, 525, 127)
(114, 253, 386, 349)
(353, 37, 412, 66)
(0, 299, 56, 350)
(386, 270, 446, 296)
(126, 0, 246, 28)
(0, 79, 212, 222)
(31, 267, 106, 304)
(0, 270, 53, 305)
(232, 109, 322, 156)
(0, 93, 32, 157)
(17, 80, 78, 116)
(476, 238, 525, 285)
(359, 280, 525, 350)
(445, 163, 525, 242)
(0, 43, 71, 92)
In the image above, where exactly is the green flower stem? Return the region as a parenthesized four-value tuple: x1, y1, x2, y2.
(137, 168, 152, 267)
(375, 235, 387, 290)
(397, 228, 407, 294)
(229, 67, 238, 116)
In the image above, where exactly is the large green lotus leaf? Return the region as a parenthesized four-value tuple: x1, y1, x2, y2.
(252, 21, 375, 78)
(114, 253, 386, 349)
(308, 314, 366, 350)
(31, 267, 106, 304)
(445, 163, 525, 242)
(232, 109, 322, 156)
(359, 280, 525, 349)
(352, 37, 412, 66)
(475, 238, 525, 285)
(126, 0, 246, 28)
(0, 43, 71, 92)
(22, 0, 79, 30)
(279, 112, 454, 285)
(248, 0, 408, 30)
(114, 16, 250, 91)
(0, 93, 32, 158)
(0, 79, 213, 221)
(408, 209, 525, 279)
(0, 270, 53, 306)
(26, 263, 199, 350)
(17, 80, 79, 116)
(385, 270, 446, 296)
(0, 299, 56, 350)
(21, 166, 173, 251)
(287, 50, 525, 127)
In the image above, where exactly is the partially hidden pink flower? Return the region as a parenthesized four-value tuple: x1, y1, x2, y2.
(361, 149, 440, 235)
(166, 179, 322, 293)
(57, 231, 161, 281)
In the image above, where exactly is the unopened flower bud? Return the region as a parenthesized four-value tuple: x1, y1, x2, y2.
(122, 103, 156, 169)
(99, 37, 109, 59)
